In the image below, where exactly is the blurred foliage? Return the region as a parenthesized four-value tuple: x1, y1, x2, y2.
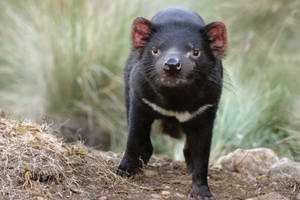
(0, 0, 299, 160)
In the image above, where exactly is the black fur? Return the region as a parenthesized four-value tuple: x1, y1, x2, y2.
(118, 7, 226, 199)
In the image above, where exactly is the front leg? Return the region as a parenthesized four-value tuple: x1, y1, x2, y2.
(183, 111, 216, 200)
(118, 97, 154, 176)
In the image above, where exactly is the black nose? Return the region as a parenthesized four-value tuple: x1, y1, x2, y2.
(163, 57, 181, 72)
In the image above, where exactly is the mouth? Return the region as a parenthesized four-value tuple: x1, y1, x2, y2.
(151, 57, 194, 89)
(156, 75, 188, 88)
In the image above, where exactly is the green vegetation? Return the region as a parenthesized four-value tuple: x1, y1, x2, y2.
(0, 0, 299, 160)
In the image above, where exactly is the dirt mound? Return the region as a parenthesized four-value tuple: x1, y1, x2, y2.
(0, 117, 299, 200)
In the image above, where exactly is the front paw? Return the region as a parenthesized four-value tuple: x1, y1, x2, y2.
(189, 184, 216, 200)
(116, 157, 141, 177)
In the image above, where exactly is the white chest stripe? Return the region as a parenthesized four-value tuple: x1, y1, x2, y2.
(142, 98, 213, 122)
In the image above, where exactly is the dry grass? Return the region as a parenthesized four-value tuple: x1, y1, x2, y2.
(0, 116, 132, 200)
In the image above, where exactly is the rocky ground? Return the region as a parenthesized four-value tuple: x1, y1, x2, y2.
(0, 117, 299, 200)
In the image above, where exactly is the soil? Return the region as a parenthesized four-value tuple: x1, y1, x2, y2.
(13, 152, 300, 200)
(66, 154, 299, 200)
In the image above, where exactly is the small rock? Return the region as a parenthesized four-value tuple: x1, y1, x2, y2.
(98, 197, 107, 200)
(175, 192, 185, 198)
(296, 193, 300, 200)
(161, 190, 170, 196)
(214, 148, 279, 177)
(164, 185, 170, 189)
(172, 162, 183, 169)
(143, 169, 157, 177)
(245, 192, 288, 200)
(151, 193, 161, 199)
(268, 158, 300, 182)
(36, 197, 47, 200)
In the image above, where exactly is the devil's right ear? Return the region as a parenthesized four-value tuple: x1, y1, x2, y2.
(131, 17, 152, 53)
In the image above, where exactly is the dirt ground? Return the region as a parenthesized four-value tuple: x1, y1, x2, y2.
(0, 118, 299, 200)
(8, 152, 299, 200)
(59, 154, 299, 200)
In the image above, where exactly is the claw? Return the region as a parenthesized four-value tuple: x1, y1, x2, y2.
(189, 185, 216, 200)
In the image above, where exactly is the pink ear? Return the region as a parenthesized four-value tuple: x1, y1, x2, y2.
(206, 22, 227, 57)
(132, 17, 151, 53)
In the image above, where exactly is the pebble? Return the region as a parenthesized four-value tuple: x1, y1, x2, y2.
(175, 192, 185, 198)
(296, 193, 300, 200)
(161, 190, 170, 196)
(98, 197, 107, 200)
(144, 169, 157, 177)
(36, 197, 47, 200)
(151, 193, 161, 199)
(164, 185, 170, 189)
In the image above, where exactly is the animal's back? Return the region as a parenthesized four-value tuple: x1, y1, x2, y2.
(151, 7, 205, 27)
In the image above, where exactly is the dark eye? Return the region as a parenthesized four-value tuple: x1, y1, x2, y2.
(152, 47, 159, 56)
(192, 49, 200, 57)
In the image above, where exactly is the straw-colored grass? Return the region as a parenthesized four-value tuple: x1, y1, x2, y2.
(0, 116, 129, 199)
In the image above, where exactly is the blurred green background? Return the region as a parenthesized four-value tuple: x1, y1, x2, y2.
(0, 0, 299, 161)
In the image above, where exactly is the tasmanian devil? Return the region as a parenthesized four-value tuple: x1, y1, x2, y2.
(117, 7, 227, 199)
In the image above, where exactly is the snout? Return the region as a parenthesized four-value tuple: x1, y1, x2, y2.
(163, 57, 181, 73)
(153, 52, 194, 88)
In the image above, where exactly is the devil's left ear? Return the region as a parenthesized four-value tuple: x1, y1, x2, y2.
(205, 22, 227, 58)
